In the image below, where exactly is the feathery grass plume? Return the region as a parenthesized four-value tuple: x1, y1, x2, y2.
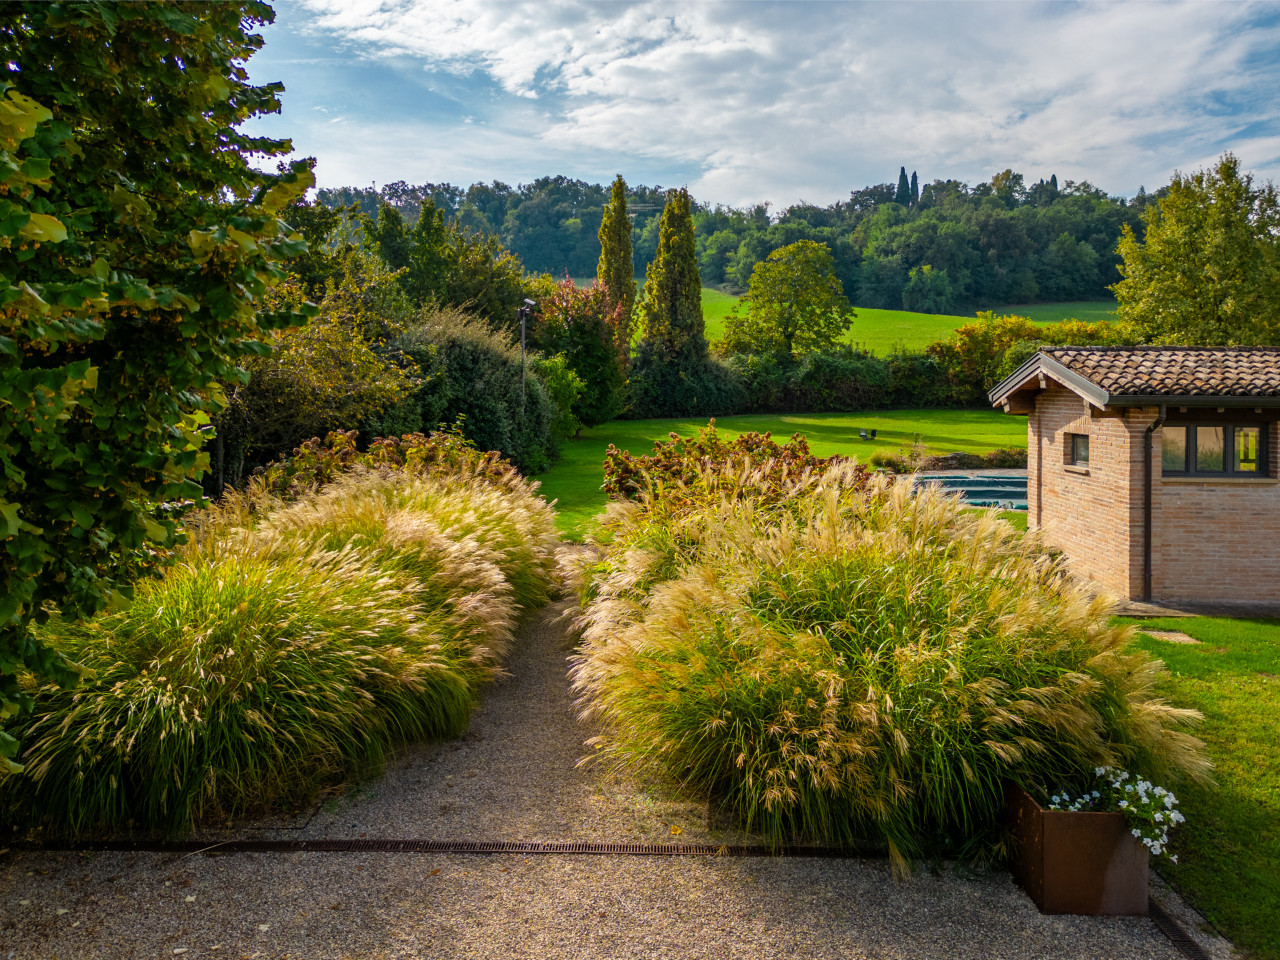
(263, 470, 519, 672)
(2, 530, 475, 837)
(2, 451, 561, 837)
(570, 467, 1209, 863)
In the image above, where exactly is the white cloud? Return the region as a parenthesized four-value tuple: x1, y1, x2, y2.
(282, 0, 1280, 205)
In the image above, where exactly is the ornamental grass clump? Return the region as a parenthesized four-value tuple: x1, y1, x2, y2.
(3, 454, 560, 837)
(570, 467, 1210, 865)
(4, 532, 476, 836)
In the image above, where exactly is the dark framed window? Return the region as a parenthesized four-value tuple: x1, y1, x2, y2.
(1067, 433, 1089, 465)
(1161, 424, 1269, 476)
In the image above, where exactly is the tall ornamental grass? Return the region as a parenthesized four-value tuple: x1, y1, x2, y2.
(3, 462, 559, 836)
(569, 466, 1210, 865)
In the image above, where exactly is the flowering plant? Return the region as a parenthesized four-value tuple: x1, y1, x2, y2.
(1047, 766, 1185, 861)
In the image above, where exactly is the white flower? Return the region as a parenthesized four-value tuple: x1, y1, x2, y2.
(1171, 855, 1178, 864)
(1132, 828, 1142, 838)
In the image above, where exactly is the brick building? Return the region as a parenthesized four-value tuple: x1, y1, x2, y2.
(989, 346, 1280, 604)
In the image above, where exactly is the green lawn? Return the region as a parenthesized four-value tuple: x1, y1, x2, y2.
(993, 300, 1118, 324)
(1130, 616, 1280, 959)
(535, 409, 1027, 538)
(699, 290, 1117, 356)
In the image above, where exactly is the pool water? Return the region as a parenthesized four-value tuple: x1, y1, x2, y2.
(914, 473, 1028, 511)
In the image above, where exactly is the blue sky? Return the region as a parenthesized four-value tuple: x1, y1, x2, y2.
(244, 0, 1280, 208)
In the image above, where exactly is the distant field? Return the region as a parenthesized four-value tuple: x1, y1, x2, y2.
(698, 289, 1117, 355)
(996, 301, 1118, 324)
(535, 409, 1027, 538)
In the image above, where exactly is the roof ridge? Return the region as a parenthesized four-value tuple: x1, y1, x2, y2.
(1042, 345, 1280, 353)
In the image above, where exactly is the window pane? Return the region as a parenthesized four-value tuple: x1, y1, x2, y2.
(1162, 426, 1187, 472)
(1072, 434, 1089, 464)
(1235, 426, 1260, 473)
(1196, 426, 1224, 471)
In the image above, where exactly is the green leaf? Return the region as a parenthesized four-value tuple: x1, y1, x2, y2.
(18, 213, 68, 243)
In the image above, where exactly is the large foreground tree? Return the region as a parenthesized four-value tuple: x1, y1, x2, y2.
(1114, 153, 1280, 345)
(0, 2, 311, 773)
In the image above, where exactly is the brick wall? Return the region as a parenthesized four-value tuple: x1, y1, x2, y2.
(1152, 420, 1280, 602)
(1027, 384, 1280, 602)
(1028, 384, 1143, 596)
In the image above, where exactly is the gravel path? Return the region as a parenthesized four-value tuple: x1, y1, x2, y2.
(0, 601, 1184, 959)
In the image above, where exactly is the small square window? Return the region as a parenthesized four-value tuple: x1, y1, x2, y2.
(1068, 433, 1089, 465)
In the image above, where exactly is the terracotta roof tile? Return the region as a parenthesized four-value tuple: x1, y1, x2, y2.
(1043, 346, 1280, 398)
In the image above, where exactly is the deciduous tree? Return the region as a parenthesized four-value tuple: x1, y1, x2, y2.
(0, 2, 311, 772)
(1114, 153, 1280, 345)
(721, 240, 854, 360)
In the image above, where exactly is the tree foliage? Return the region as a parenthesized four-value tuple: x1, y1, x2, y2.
(597, 174, 636, 338)
(361, 200, 528, 327)
(720, 240, 854, 360)
(1114, 153, 1280, 345)
(638, 188, 704, 356)
(528, 276, 626, 427)
(0, 2, 312, 772)
(214, 254, 417, 489)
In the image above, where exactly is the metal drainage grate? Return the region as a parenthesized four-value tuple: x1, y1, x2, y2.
(1148, 899, 1213, 960)
(19, 838, 858, 858)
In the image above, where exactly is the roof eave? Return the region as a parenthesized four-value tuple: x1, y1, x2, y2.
(988, 352, 1110, 409)
(1114, 395, 1280, 408)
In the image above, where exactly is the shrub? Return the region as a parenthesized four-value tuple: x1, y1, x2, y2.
(569, 469, 1209, 864)
(625, 340, 747, 419)
(381, 306, 560, 471)
(726, 348, 958, 415)
(602, 422, 867, 510)
(927, 312, 1127, 405)
(527, 277, 627, 427)
(253, 428, 524, 501)
(213, 255, 418, 490)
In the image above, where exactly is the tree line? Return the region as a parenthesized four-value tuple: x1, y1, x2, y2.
(319, 168, 1163, 314)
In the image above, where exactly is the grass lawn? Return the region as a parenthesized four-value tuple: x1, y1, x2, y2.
(535, 409, 1027, 538)
(993, 300, 1118, 324)
(1130, 616, 1280, 959)
(699, 290, 1117, 356)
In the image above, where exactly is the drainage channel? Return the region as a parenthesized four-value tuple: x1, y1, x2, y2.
(14, 838, 856, 858)
(1147, 899, 1213, 960)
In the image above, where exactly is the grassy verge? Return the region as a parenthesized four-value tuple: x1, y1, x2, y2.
(1130, 616, 1280, 959)
(536, 409, 1027, 538)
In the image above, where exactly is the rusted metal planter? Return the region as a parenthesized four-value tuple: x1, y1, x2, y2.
(1004, 781, 1149, 916)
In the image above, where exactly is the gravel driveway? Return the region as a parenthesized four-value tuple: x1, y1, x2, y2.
(0, 602, 1186, 959)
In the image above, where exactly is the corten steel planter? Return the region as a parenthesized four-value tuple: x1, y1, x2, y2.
(1004, 781, 1149, 916)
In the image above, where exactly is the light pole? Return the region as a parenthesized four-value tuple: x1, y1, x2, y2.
(518, 298, 536, 416)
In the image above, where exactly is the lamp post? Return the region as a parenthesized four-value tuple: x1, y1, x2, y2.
(518, 298, 536, 415)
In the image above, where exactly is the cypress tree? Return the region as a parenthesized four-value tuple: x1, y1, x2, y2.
(597, 174, 636, 345)
(638, 188, 704, 357)
(910, 170, 919, 206)
(895, 166, 911, 206)
(626, 188, 741, 418)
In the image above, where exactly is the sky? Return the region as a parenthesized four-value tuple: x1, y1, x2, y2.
(243, 0, 1280, 209)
